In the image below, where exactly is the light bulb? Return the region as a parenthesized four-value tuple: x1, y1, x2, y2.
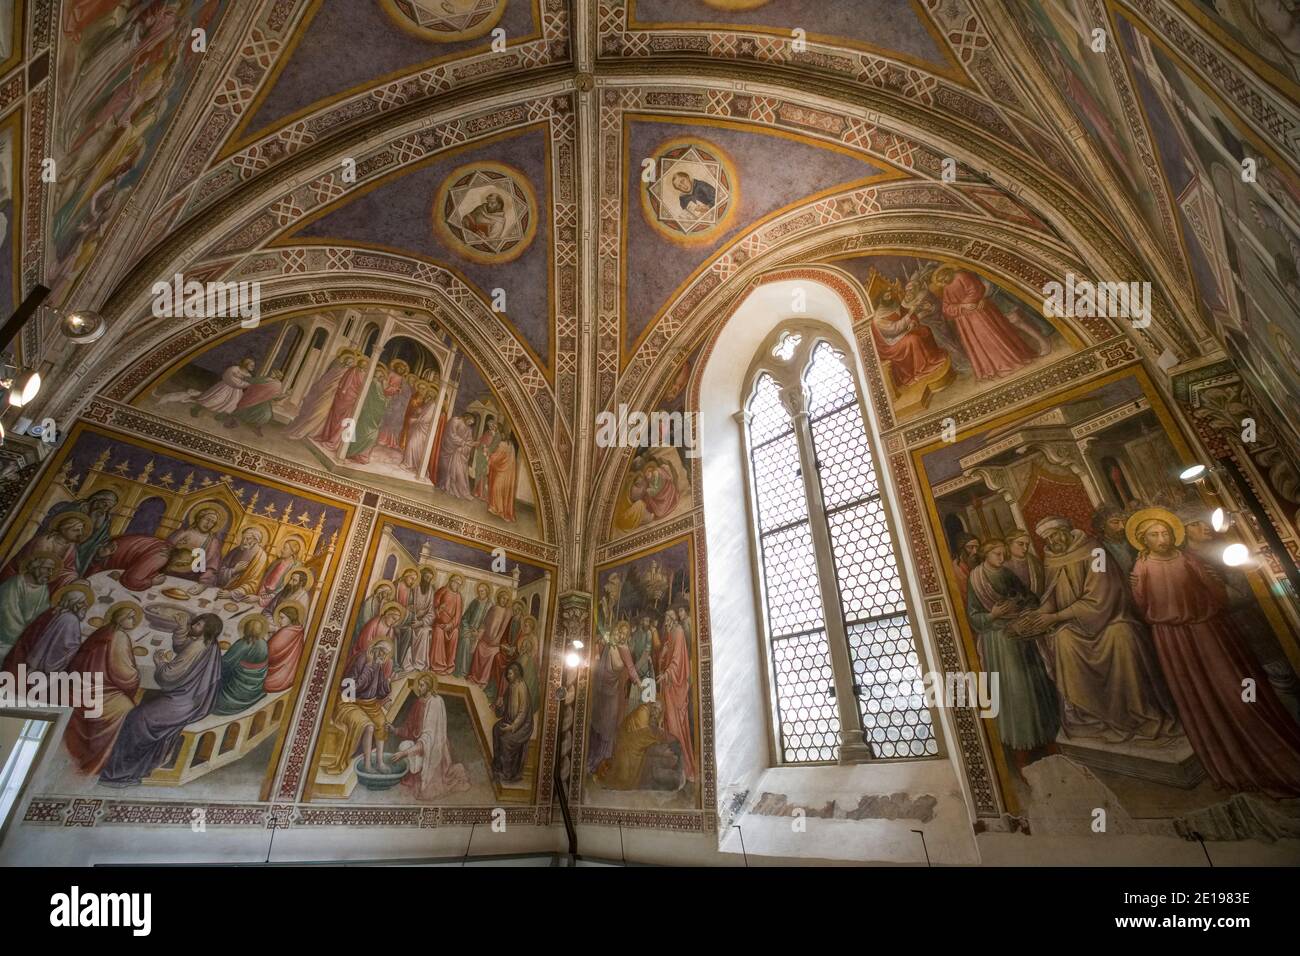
(7, 370, 39, 407)
(1211, 508, 1228, 532)
(1179, 464, 1208, 483)
(1222, 543, 1250, 567)
(571, 639, 584, 650)
(565, 651, 581, 668)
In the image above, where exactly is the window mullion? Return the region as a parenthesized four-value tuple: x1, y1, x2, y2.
(790, 405, 873, 764)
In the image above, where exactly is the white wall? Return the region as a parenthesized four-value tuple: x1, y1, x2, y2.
(698, 276, 981, 864)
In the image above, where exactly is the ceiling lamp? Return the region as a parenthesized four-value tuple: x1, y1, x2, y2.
(1222, 543, 1250, 567)
(1178, 463, 1208, 484)
(59, 309, 105, 345)
(5, 369, 40, 407)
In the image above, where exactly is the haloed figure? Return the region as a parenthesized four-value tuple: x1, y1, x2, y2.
(1129, 511, 1300, 798)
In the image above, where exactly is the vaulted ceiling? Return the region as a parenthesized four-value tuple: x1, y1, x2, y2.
(30, 0, 1295, 585)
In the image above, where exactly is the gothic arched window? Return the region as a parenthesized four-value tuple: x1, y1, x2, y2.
(741, 326, 938, 765)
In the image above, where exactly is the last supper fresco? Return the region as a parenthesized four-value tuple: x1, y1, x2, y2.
(0, 425, 351, 802)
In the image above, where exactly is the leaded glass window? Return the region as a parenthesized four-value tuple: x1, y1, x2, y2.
(743, 330, 937, 764)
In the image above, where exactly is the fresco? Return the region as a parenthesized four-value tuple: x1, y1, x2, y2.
(1184, 0, 1300, 83)
(628, 0, 955, 70)
(0, 1, 20, 83)
(622, 118, 884, 357)
(641, 138, 737, 244)
(381, 0, 508, 41)
(585, 536, 699, 810)
(434, 161, 537, 263)
(1015, 0, 1172, 257)
(916, 370, 1300, 816)
(837, 255, 1073, 421)
(610, 349, 697, 540)
(135, 309, 542, 536)
(1118, 19, 1300, 457)
(304, 519, 552, 805)
(242, 1, 540, 141)
(0, 425, 351, 802)
(0, 110, 20, 322)
(50, 0, 227, 299)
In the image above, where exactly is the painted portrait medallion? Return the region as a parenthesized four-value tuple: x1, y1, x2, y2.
(433, 161, 538, 264)
(641, 138, 738, 245)
(380, 0, 507, 41)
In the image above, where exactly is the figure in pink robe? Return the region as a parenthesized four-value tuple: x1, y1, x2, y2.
(428, 577, 464, 675)
(935, 267, 1038, 381)
(316, 362, 368, 450)
(286, 352, 356, 439)
(469, 592, 513, 685)
(627, 455, 679, 521)
(354, 605, 403, 680)
(870, 301, 950, 389)
(264, 606, 306, 693)
(1131, 522, 1300, 798)
(656, 608, 697, 782)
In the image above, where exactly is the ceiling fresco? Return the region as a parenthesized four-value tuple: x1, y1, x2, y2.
(0, 0, 1297, 856)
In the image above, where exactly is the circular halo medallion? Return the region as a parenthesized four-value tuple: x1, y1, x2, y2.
(380, 0, 507, 42)
(640, 137, 739, 245)
(433, 161, 539, 265)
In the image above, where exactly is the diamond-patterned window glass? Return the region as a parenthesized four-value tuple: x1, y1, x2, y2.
(805, 342, 937, 759)
(746, 371, 836, 764)
(747, 373, 791, 446)
(771, 630, 840, 763)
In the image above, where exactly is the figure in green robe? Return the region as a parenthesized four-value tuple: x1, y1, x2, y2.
(965, 541, 1059, 758)
(345, 366, 393, 463)
(455, 582, 491, 678)
(0, 557, 56, 658)
(213, 615, 270, 715)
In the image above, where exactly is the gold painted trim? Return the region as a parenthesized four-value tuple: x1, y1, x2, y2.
(272, 122, 557, 383)
(221, 0, 546, 159)
(624, 0, 969, 85)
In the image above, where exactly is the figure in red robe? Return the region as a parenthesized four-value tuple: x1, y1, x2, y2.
(428, 576, 464, 675)
(264, 605, 306, 693)
(934, 266, 1038, 380)
(354, 604, 403, 679)
(64, 606, 142, 775)
(469, 590, 513, 685)
(870, 294, 949, 389)
(315, 361, 369, 450)
(656, 607, 697, 782)
(1130, 514, 1300, 798)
